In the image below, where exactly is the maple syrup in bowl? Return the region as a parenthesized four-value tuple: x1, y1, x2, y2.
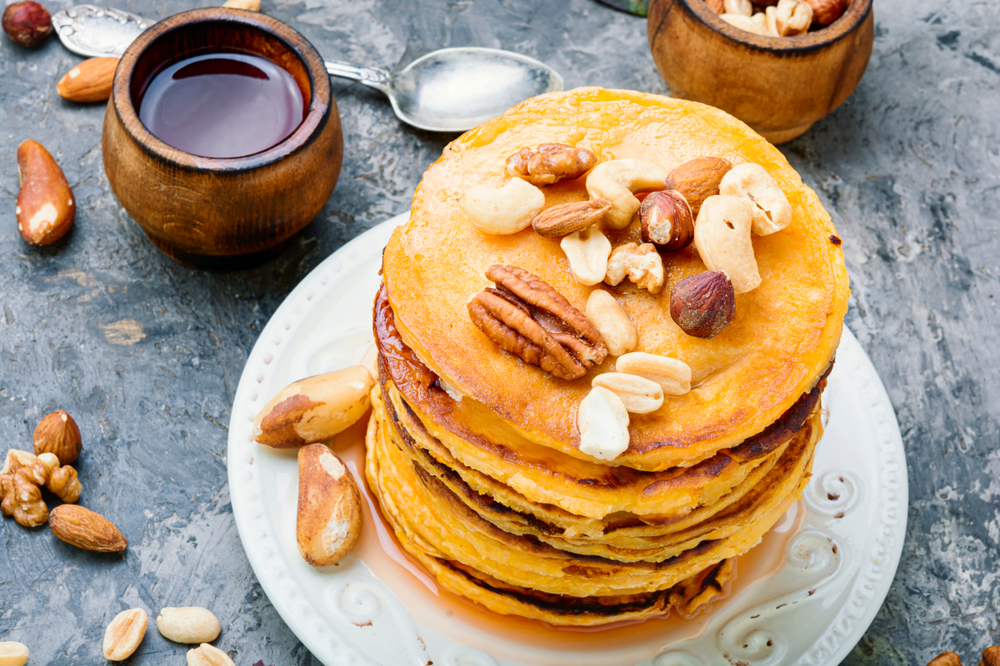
(102, 8, 343, 269)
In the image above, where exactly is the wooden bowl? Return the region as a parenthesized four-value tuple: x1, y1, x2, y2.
(647, 0, 873, 144)
(102, 8, 343, 268)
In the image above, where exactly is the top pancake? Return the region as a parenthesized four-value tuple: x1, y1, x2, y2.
(382, 87, 849, 472)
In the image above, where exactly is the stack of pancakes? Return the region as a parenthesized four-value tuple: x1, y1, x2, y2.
(366, 89, 849, 627)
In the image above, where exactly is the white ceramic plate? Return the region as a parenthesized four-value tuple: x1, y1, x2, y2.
(228, 213, 908, 666)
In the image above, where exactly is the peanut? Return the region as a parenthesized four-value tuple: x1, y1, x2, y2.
(156, 607, 222, 644)
(103, 608, 147, 661)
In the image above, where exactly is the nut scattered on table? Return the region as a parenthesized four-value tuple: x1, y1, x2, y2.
(187, 643, 235, 666)
(577, 386, 630, 461)
(694, 195, 761, 294)
(2, 0, 52, 48)
(664, 157, 732, 217)
(615, 352, 692, 396)
(156, 607, 222, 644)
(592, 372, 664, 414)
(586, 159, 669, 229)
(33, 409, 82, 464)
(16, 139, 76, 246)
(670, 271, 736, 339)
(926, 653, 961, 666)
(0, 641, 29, 666)
(507, 143, 597, 186)
(640, 190, 694, 252)
(585, 290, 637, 357)
(532, 199, 610, 237)
(253, 366, 375, 449)
(222, 0, 261, 10)
(46, 463, 82, 503)
(57, 57, 120, 103)
(468, 265, 607, 380)
(49, 504, 127, 552)
(464, 178, 545, 235)
(560, 226, 612, 285)
(719, 162, 792, 235)
(0, 467, 48, 527)
(103, 608, 147, 661)
(297, 444, 362, 567)
(604, 243, 666, 294)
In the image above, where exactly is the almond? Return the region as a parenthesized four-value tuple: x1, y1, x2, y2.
(56, 57, 119, 103)
(253, 367, 374, 449)
(16, 140, 75, 245)
(296, 444, 362, 567)
(48, 504, 127, 552)
(663, 157, 733, 216)
(33, 409, 82, 464)
(532, 199, 611, 237)
(103, 608, 147, 661)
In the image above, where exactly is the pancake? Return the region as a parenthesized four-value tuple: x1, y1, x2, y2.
(366, 382, 819, 597)
(382, 376, 788, 545)
(382, 87, 849, 471)
(376, 379, 821, 563)
(374, 283, 821, 522)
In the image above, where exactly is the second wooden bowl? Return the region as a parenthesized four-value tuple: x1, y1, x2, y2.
(647, 0, 873, 144)
(103, 8, 343, 268)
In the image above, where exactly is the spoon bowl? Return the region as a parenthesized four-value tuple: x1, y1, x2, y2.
(388, 48, 565, 132)
(53, 5, 565, 132)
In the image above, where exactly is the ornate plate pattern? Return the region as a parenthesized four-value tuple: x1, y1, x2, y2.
(227, 213, 907, 666)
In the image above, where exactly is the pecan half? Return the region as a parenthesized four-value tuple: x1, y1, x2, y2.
(468, 265, 607, 380)
(506, 144, 598, 186)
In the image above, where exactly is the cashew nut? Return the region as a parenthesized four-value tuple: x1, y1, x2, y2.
(693, 195, 760, 294)
(586, 159, 669, 229)
(719, 163, 792, 235)
(464, 178, 545, 235)
(721, 13, 772, 35)
(561, 226, 612, 285)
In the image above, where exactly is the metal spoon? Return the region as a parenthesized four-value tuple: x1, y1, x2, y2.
(51, 5, 565, 132)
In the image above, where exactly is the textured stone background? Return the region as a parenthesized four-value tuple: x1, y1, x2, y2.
(1, 0, 998, 664)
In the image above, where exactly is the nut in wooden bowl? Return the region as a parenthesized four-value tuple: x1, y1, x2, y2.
(647, 0, 873, 143)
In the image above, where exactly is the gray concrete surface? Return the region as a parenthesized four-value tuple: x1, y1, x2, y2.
(0, 0, 998, 664)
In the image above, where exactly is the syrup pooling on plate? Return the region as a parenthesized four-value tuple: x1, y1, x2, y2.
(138, 52, 305, 158)
(335, 416, 807, 653)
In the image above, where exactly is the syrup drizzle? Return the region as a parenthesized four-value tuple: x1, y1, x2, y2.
(333, 402, 806, 657)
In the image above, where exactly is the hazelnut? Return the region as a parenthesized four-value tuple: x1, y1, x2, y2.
(802, 0, 846, 25)
(640, 190, 694, 252)
(2, 1, 52, 48)
(670, 271, 736, 339)
(33, 410, 82, 465)
(982, 645, 1000, 666)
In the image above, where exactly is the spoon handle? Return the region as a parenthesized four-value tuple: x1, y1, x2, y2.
(324, 60, 391, 93)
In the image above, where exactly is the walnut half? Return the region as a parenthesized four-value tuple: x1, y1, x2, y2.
(468, 265, 607, 380)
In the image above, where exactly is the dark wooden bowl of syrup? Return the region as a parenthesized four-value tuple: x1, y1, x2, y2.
(102, 7, 343, 268)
